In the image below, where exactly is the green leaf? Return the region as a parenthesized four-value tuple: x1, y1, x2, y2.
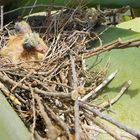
(87, 18, 140, 139)
(89, 24, 140, 49)
(0, 93, 31, 140)
(117, 17, 140, 32)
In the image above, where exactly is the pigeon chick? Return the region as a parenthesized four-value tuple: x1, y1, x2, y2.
(0, 25, 48, 64)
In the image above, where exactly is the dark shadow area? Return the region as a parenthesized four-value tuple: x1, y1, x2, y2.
(26, 15, 47, 32)
(102, 85, 140, 99)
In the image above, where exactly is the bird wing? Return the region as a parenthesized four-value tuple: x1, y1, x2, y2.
(0, 35, 24, 63)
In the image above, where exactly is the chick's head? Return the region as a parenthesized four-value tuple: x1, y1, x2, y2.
(23, 32, 46, 53)
(15, 21, 32, 34)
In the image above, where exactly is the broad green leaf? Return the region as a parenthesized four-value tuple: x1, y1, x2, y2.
(117, 17, 140, 32)
(87, 18, 140, 139)
(92, 25, 140, 47)
(0, 93, 31, 140)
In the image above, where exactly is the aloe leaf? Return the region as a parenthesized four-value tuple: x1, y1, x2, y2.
(117, 17, 140, 32)
(90, 25, 140, 50)
(0, 93, 31, 140)
(86, 18, 140, 140)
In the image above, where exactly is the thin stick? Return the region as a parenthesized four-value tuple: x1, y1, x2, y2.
(45, 104, 72, 140)
(26, 0, 38, 21)
(80, 102, 140, 139)
(35, 94, 58, 140)
(29, 85, 36, 140)
(85, 113, 136, 140)
(74, 100, 80, 140)
(70, 54, 81, 140)
(11, 70, 34, 92)
(99, 80, 132, 109)
(4, 4, 69, 16)
(84, 37, 140, 59)
(0, 5, 4, 31)
(70, 54, 78, 88)
(85, 113, 123, 140)
(81, 70, 118, 101)
(0, 81, 21, 106)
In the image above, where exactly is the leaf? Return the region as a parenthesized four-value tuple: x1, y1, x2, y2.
(92, 25, 140, 48)
(86, 18, 140, 137)
(0, 93, 31, 140)
(117, 17, 140, 32)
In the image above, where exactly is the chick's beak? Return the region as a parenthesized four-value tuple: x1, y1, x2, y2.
(35, 44, 45, 53)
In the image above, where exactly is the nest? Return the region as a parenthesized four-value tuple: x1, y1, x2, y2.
(0, 7, 139, 140)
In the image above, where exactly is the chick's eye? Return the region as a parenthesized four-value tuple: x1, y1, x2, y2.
(23, 43, 33, 50)
(15, 25, 21, 32)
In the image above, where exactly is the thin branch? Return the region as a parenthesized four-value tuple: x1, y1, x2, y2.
(85, 113, 123, 140)
(99, 80, 132, 109)
(11, 70, 34, 92)
(80, 70, 118, 101)
(70, 54, 78, 89)
(80, 102, 140, 139)
(74, 100, 80, 140)
(4, 4, 70, 16)
(84, 38, 140, 59)
(29, 85, 36, 140)
(0, 81, 21, 106)
(70, 54, 81, 140)
(0, 5, 4, 31)
(35, 94, 58, 140)
(45, 104, 72, 140)
(26, 0, 38, 21)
